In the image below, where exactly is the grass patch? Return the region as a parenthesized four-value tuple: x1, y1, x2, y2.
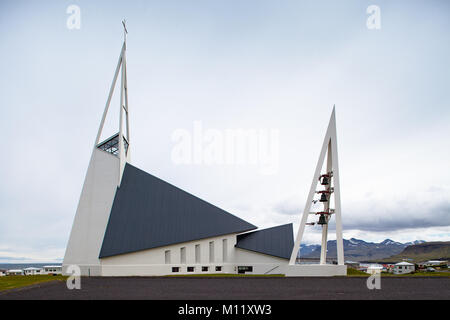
(345, 268, 450, 277)
(166, 273, 285, 278)
(381, 271, 450, 277)
(0, 275, 67, 292)
(346, 268, 370, 276)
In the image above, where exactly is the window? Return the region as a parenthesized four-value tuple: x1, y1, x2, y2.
(172, 267, 180, 273)
(215, 266, 222, 272)
(222, 239, 228, 262)
(165, 250, 171, 264)
(209, 241, 215, 263)
(195, 244, 201, 264)
(180, 247, 186, 264)
(187, 267, 195, 272)
(202, 266, 209, 272)
(97, 133, 129, 156)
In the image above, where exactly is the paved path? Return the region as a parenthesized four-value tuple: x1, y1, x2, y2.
(1, 277, 449, 300)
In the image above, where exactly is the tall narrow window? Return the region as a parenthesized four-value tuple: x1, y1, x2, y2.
(222, 239, 228, 262)
(209, 241, 215, 263)
(195, 244, 200, 264)
(165, 250, 171, 264)
(180, 247, 186, 264)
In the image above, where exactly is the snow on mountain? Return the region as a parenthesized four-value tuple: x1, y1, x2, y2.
(299, 238, 427, 261)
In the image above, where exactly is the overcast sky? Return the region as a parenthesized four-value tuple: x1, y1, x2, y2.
(0, 0, 449, 263)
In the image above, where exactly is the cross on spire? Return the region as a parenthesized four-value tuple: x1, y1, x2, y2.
(122, 19, 128, 44)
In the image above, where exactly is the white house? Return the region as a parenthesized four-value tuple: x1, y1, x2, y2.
(23, 267, 44, 275)
(393, 262, 415, 274)
(43, 266, 62, 275)
(0, 269, 6, 277)
(7, 269, 24, 276)
(425, 260, 447, 267)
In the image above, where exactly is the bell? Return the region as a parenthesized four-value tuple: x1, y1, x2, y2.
(320, 176, 329, 185)
(318, 214, 327, 225)
(319, 193, 328, 202)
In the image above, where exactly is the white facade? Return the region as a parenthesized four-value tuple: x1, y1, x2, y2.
(7, 269, 24, 276)
(101, 233, 288, 276)
(393, 262, 415, 274)
(63, 148, 120, 276)
(23, 267, 44, 275)
(43, 266, 62, 275)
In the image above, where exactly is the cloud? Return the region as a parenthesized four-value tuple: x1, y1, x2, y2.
(1, 0, 450, 261)
(273, 198, 302, 216)
(342, 201, 450, 232)
(272, 187, 450, 234)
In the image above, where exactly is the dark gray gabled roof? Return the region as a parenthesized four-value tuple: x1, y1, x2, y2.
(99, 163, 257, 258)
(235, 224, 294, 260)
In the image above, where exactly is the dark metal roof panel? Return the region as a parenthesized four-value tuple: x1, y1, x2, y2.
(99, 164, 257, 258)
(235, 224, 294, 260)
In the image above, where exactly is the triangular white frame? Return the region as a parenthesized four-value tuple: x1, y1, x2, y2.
(289, 106, 344, 266)
(94, 21, 130, 186)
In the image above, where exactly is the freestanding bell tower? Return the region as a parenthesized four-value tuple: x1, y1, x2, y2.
(286, 107, 346, 277)
(63, 21, 130, 276)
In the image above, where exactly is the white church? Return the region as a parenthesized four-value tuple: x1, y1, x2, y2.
(62, 24, 346, 277)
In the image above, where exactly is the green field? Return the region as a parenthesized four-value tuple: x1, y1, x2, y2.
(0, 275, 67, 292)
(346, 268, 450, 277)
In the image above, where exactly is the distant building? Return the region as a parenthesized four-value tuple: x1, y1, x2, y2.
(43, 266, 62, 275)
(366, 264, 383, 275)
(384, 264, 395, 272)
(0, 269, 6, 277)
(7, 269, 24, 276)
(424, 260, 448, 268)
(393, 261, 415, 274)
(23, 267, 44, 275)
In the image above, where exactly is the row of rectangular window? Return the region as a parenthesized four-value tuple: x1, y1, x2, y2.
(172, 266, 222, 273)
(165, 239, 228, 264)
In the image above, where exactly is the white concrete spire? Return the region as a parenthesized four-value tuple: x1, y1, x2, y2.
(95, 21, 130, 186)
(289, 106, 345, 267)
(63, 24, 132, 276)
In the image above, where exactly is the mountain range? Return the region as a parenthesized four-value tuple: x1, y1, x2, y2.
(299, 238, 426, 262)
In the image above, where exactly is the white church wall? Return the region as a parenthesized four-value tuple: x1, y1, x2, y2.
(234, 248, 289, 275)
(63, 148, 120, 276)
(100, 234, 239, 276)
(100, 234, 290, 276)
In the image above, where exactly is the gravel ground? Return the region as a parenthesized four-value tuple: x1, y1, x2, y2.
(0, 276, 449, 300)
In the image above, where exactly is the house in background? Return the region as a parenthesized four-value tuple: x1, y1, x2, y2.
(424, 260, 448, 269)
(366, 264, 383, 275)
(7, 269, 24, 276)
(0, 269, 6, 276)
(43, 266, 62, 275)
(392, 261, 415, 274)
(23, 267, 44, 275)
